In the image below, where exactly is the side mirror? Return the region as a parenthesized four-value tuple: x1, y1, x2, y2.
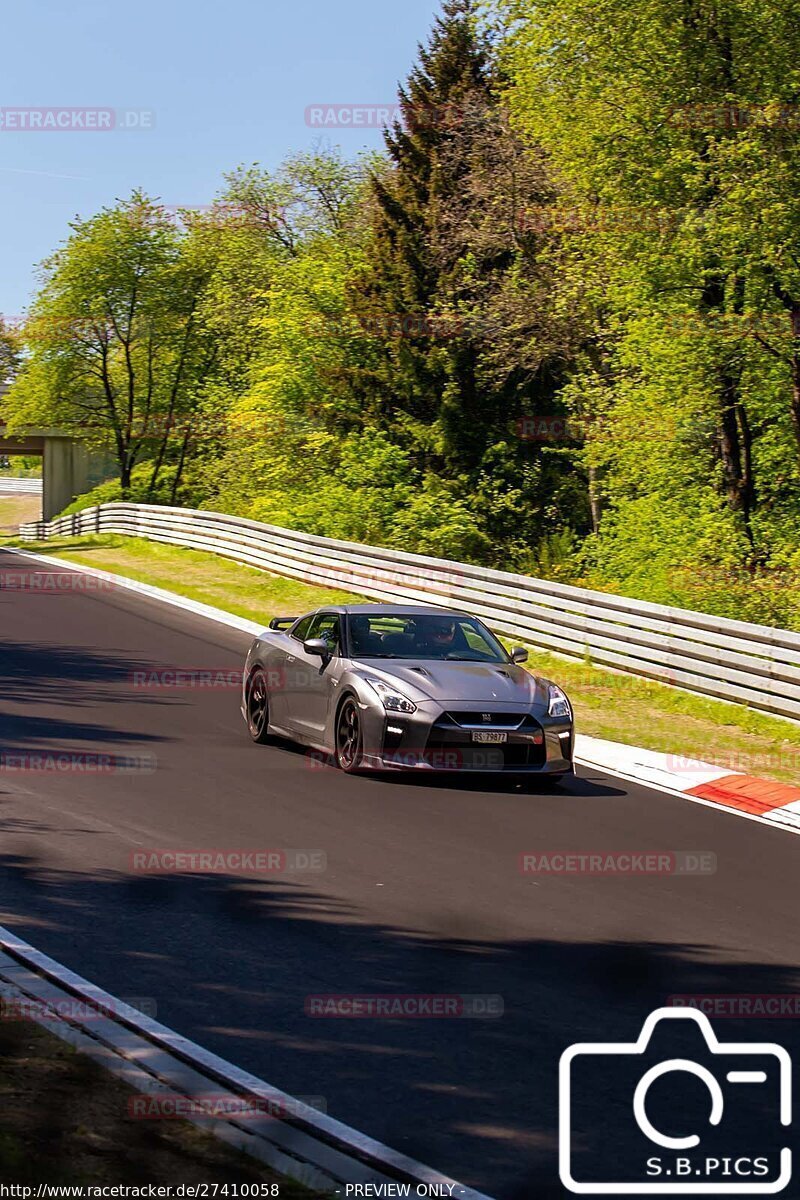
(304, 637, 331, 658)
(511, 647, 528, 664)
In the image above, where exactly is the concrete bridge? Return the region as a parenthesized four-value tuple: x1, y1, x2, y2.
(0, 380, 114, 520)
(0, 420, 92, 520)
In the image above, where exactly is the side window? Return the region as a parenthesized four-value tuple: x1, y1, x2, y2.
(291, 613, 315, 643)
(307, 613, 341, 657)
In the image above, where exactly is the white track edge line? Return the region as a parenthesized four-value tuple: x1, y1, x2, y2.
(2, 546, 263, 636)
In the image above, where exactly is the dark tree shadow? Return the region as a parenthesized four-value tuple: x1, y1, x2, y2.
(1, 856, 798, 1198)
(0, 640, 161, 706)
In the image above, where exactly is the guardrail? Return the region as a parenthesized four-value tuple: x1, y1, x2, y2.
(0, 476, 42, 493)
(20, 501, 800, 722)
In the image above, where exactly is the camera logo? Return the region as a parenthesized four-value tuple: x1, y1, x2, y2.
(560, 1007, 792, 1194)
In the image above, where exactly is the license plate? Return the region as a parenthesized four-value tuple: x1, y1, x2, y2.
(471, 731, 508, 744)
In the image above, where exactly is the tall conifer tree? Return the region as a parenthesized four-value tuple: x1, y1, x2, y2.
(350, 0, 586, 557)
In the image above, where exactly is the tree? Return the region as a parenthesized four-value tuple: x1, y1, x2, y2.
(203, 152, 392, 532)
(197, 151, 363, 395)
(500, 0, 800, 556)
(4, 193, 220, 495)
(351, 0, 495, 461)
(348, 0, 587, 560)
(0, 319, 21, 389)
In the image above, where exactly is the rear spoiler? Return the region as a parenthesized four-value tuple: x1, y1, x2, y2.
(268, 616, 297, 631)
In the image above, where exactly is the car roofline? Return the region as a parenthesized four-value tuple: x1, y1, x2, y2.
(282, 604, 472, 618)
(337, 603, 471, 617)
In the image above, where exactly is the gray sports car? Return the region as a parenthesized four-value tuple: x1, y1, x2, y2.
(241, 604, 574, 779)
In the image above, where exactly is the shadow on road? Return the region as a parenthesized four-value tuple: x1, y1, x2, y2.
(0, 855, 798, 1198)
(0, 640, 176, 749)
(269, 736, 627, 798)
(0, 640, 156, 704)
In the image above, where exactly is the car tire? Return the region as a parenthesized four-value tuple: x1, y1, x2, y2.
(245, 668, 271, 744)
(335, 697, 364, 773)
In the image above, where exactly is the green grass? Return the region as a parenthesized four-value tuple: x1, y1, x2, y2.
(6, 533, 361, 624)
(8, 531, 800, 786)
(0, 494, 41, 532)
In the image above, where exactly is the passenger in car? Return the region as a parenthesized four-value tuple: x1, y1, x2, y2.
(349, 615, 385, 656)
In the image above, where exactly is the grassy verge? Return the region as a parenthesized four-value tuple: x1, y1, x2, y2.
(0, 494, 41, 532)
(0, 1018, 315, 1191)
(5, 533, 361, 623)
(7, 532, 800, 786)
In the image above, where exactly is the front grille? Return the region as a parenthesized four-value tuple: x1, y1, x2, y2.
(443, 711, 530, 729)
(426, 713, 546, 770)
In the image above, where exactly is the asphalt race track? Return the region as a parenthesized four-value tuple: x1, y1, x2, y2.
(2, 547, 799, 1198)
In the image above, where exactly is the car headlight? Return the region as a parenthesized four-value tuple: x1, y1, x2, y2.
(367, 679, 417, 714)
(548, 684, 572, 719)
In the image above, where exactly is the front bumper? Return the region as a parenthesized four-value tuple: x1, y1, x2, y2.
(358, 700, 574, 774)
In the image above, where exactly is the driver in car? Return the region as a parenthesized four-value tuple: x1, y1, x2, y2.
(415, 616, 461, 657)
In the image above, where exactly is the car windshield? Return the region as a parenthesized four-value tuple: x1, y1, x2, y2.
(347, 613, 509, 662)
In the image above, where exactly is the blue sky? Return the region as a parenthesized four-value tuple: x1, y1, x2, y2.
(0, 0, 441, 317)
